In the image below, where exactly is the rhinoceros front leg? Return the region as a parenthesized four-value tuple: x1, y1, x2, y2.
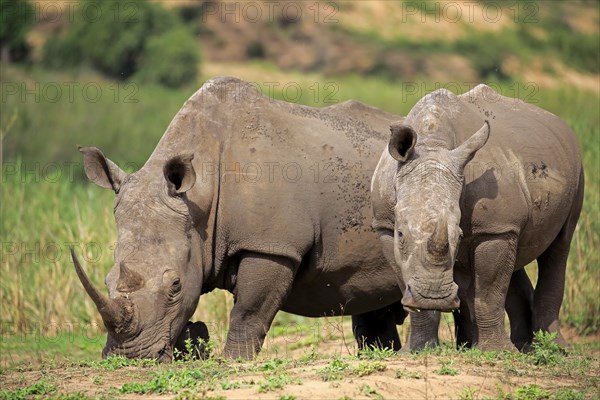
(454, 267, 534, 351)
(408, 310, 441, 351)
(224, 252, 296, 360)
(471, 235, 518, 351)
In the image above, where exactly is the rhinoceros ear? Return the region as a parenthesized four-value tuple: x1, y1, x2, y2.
(388, 123, 417, 162)
(78, 146, 127, 192)
(451, 120, 490, 167)
(163, 154, 196, 196)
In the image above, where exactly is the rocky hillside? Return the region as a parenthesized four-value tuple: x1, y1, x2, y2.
(25, 0, 599, 90)
(181, 0, 598, 89)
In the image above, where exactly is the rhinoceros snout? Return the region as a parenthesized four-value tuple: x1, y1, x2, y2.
(402, 284, 460, 312)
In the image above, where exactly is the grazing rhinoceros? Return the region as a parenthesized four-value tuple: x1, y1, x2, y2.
(72, 76, 423, 361)
(371, 84, 584, 351)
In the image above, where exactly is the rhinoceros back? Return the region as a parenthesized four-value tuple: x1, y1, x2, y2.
(153, 77, 405, 316)
(455, 84, 583, 265)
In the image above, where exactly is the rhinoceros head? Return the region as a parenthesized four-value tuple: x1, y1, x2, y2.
(386, 116, 489, 312)
(73, 146, 203, 362)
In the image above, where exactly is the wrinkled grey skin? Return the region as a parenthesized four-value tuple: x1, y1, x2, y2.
(405, 267, 534, 352)
(72, 76, 431, 361)
(372, 85, 584, 351)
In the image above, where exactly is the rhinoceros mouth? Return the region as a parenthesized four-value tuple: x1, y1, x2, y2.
(410, 275, 456, 298)
(103, 335, 173, 362)
(401, 284, 459, 312)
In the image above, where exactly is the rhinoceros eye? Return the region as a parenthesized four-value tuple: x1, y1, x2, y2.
(172, 278, 181, 291)
(397, 230, 405, 246)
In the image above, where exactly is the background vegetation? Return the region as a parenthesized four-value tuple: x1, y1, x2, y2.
(0, 0, 35, 63)
(42, 0, 199, 87)
(1, 0, 598, 370)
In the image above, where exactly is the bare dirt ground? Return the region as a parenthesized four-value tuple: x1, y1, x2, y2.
(1, 325, 598, 399)
(0, 356, 589, 399)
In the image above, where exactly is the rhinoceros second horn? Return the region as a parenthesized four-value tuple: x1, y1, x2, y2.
(427, 216, 449, 258)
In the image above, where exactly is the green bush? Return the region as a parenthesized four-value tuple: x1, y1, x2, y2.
(43, 0, 199, 87)
(0, 0, 34, 62)
(136, 27, 200, 88)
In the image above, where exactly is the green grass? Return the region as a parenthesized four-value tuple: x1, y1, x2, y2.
(359, 383, 383, 400)
(1, 60, 598, 366)
(353, 360, 387, 377)
(357, 345, 397, 360)
(529, 331, 563, 366)
(0, 379, 57, 400)
(317, 356, 350, 381)
(1, 65, 192, 168)
(395, 369, 423, 379)
(0, 340, 597, 398)
(434, 359, 458, 376)
(257, 374, 301, 393)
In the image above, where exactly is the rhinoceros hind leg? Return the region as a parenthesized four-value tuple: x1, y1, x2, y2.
(533, 174, 583, 349)
(506, 268, 534, 351)
(453, 305, 474, 350)
(352, 302, 403, 352)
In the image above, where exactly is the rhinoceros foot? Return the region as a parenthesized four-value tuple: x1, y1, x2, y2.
(174, 321, 210, 360)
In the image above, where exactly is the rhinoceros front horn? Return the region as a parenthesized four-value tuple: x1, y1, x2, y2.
(427, 217, 449, 258)
(70, 247, 130, 331)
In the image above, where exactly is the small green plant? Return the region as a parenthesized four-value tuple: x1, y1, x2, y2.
(514, 384, 550, 400)
(174, 337, 210, 363)
(528, 331, 563, 366)
(260, 358, 289, 372)
(298, 347, 320, 363)
(52, 392, 90, 400)
(0, 379, 57, 399)
(359, 384, 383, 400)
(395, 369, 422, 379)
(257, 374, 300, 393)
(462, 347, 499, 367)
(278, 395, 297, 400)
(553, 388, 585, 400)
(358, 345, 396, 360)
(435, 360, 458, 376)
(457, 387, 478, 400)
(191, 396, 225, 400)
(353, 361, 386, 377)
(493, 384, 513, 400)
(91, 376, 104, 385)
(219, 380, 240, 390)
(317, 356, 350, 381)
(120, 364, 224, 395)
(95, 355, 158, 370)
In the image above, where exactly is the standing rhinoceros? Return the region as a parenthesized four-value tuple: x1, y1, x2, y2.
(371, 84, 584, 351)
(72, 76, 424, 361)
